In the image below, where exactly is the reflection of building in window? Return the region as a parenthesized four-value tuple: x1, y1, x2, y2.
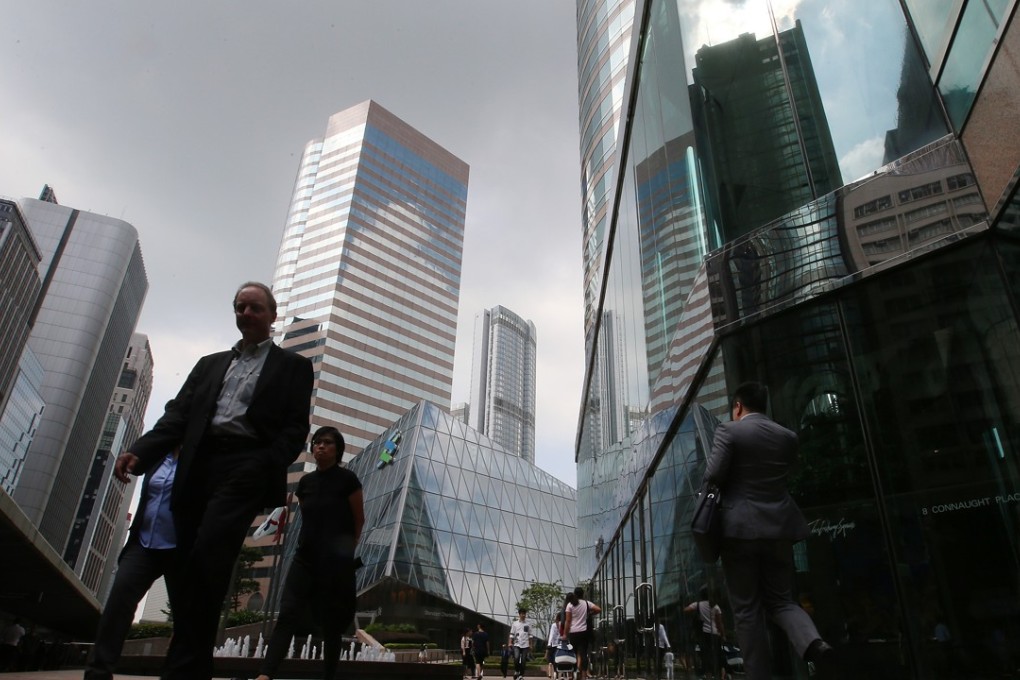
(853, 195, 893, 219)
(883, 28, 951, 164)
(843, 139, 988, 269)
(635, 134, 708, 404)
(594, 310, 629, 448)
(577, 0, 638, 342)
(857, 216, 898, 237)
(690, 20, 841, 244)
(898, 180, 943, 204)
(946, 173, 975, 190)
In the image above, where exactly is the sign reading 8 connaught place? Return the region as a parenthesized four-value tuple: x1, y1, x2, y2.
(921, 492, 1020, 516)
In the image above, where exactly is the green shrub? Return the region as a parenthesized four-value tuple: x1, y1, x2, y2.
(364, 622, 416, 633)
(126, 623, 173, 640)
(225, 610, 265, 627)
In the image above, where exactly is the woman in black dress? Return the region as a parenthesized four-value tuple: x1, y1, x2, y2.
(257, 426, 365, 680)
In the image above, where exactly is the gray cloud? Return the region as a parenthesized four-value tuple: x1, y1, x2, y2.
(1, 0, 582, 486)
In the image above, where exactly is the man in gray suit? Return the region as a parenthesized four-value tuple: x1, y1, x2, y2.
(704, 382, 834, 679)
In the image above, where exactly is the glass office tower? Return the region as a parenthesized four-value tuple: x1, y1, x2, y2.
(0, 198, 43, 493)
(13, 197, 148, 559)
(0, 349, 44, 496)
(67, 333, 153, 598)
(468, 305, 537, 463)
(0, 199, 42, 419)
(270, 100, 469, 458)
(277, 401, 576, 649)
(577, 0, 637, 341)
(575, 0, 1020, 677)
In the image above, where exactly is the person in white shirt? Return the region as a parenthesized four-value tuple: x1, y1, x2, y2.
(564, 587, 602, 680)
(656, 621, 671, 676)
(545, 611, 563, 679)
(508, 608, 533, 679)
(685, 588, 727, 680)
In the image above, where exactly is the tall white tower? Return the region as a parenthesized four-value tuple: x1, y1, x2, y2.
(270, 100, 469, 458)
(468, 305, 537, 463)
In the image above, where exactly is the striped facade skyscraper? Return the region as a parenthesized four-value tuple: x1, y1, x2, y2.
(270, 100, 469, 458)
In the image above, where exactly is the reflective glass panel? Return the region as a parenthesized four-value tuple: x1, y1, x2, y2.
(845, 239, 1020, 675)
(720, 300, 903, 676)
(903, 0, 962, 63)
(938, 0, 1012, 129)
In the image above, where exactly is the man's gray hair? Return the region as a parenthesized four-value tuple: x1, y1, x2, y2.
(233, 281, 277, 315)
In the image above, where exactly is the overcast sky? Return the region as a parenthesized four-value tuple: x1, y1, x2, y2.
(1, 1, 584, 487)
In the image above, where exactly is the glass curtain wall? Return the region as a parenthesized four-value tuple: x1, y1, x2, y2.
(577, 0, 1020, 677)
(578, 0, 952, 579)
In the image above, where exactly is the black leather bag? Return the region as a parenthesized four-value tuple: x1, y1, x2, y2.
(691, 484, 722, 562)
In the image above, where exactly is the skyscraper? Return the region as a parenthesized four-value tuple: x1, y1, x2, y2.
(0, 349, 45, 496)
(467, 305, 537, 463)
(12, 197, 148, 558)
(577, 0, 637, 342)
(270, 100, 469, 458)
(67, 333, 154, 597)
(0, 199, 42, 413)
(449, 402, 469, 424)
(574, 0, 1020, 676)
(0, 198, 43, 491)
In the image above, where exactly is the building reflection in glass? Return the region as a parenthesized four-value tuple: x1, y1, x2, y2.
(691, 21, 842, 243)
(574, 0, 1020, 676)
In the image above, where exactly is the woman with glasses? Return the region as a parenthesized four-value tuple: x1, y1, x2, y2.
(257, 426, 365, 680)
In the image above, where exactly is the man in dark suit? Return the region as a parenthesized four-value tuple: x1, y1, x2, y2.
(704, 382, 834, 679)
(114, 282, 313, 680)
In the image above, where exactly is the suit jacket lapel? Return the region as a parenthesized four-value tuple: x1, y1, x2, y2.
(250, 344, 281, 404)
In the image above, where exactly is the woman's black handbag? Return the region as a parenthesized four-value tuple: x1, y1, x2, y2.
(691, 484, 722, 562)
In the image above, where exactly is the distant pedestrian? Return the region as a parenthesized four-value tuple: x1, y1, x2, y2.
(472, 623, 490, 679)
(462, 628, 475, 679)
(509, 608, 533, 679)
(500, 643, 512, 677)
(564, 587, 602, 680)
(663, 649, 675, 680)
(656, 620, 671, 676)
(685, 589, 726, 679)
(545, 611, 563, 679)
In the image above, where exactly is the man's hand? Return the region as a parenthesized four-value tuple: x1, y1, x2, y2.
(114, 452, 139, 483)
